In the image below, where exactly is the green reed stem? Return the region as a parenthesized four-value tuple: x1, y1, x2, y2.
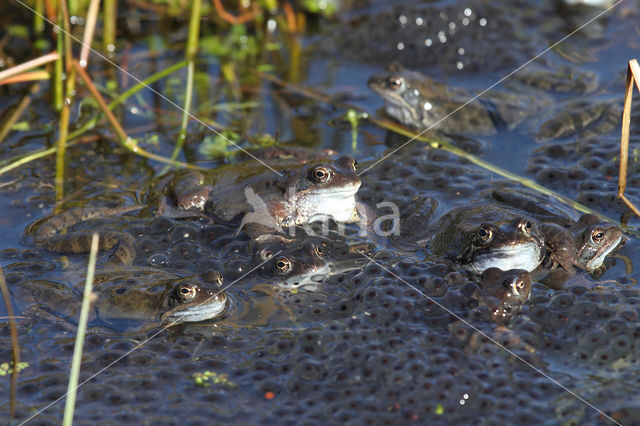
(54, 17, 64, 111)
(103, 0, 116, 54)
(62, 233, 99, 426)
(55, 0, 77, 203)
(170, 0, 202, 164)
(34, 0, 45, 34)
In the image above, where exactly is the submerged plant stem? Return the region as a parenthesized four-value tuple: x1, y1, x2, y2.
(62, 233, 99, 426)
(0, 83, 40, 144)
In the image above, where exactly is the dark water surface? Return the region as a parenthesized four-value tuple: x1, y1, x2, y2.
(2, 0, 640, 424)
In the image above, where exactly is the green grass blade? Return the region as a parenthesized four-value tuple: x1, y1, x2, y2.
(62, 233, 99, 426)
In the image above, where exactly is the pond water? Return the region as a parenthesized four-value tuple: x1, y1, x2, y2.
(1, 0, 640, 424)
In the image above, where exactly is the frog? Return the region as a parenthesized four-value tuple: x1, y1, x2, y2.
(570, 214, 625, 273)
(26, 205, 140, 267)
(533, 98, 621, 142)
(367, 62, 550, 135)
(427, 204, 545, 274)
(246, 234, 369, 290)
(539, 222, 584, 273)
(14, 269, 228, 328)
(476, 267, 532, 325)
(156, 156, 362, 234)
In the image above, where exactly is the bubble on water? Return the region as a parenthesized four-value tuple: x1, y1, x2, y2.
(449, 22, 456, 30)
(462, 17, 470, 26)
(438, 31, 447, 43)
(397, 42, 405, 51)
(107, 44, 115, 53)
(464, 8, 472, 17)
(148, 252, 170, 267)
(458, 47, 465, 55)
(425, 38, 432, 47)
(415, 17, 424, 26)
(479, 18, 487, 26)
(456, 61, 464, 70)
(423, 102, 433, 111)
(398, 15, 408, 26)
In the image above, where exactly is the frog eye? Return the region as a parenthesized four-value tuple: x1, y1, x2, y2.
(387, 76, 404, 90)
(177, 284, 198, 302)
(591, 229, 605, 245)
(476, 225, 493, 243)
(310, 166, 331, 183)
(313, 245, 323, 257)
(274, 257, 291, 273)
(510, 279, 525, 296)
(352, 158, 358, 171)
(519, 220, 533, 235)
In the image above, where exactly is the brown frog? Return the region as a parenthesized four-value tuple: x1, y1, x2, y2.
(571, 214, 625, 273)
(428, 205, 545, 274)
(15, 269, 228, 328)
(368, 63, 549, 135)
(157, 156, 362, 232)
(27, 205, 140, 266)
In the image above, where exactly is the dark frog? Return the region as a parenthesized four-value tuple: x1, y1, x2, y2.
(26, 205, 140, 266)
(368, 63, 549, 135)
(248, 235, 368, 290)
(476, 267, 532, 325)
(15, 269, 228, 328)
(428, 205, 545, 274)
(157, 156, 362, 232)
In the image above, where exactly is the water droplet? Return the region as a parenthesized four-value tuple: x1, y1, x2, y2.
(456, 61, 464, 70)
(462, 18, 470, 26)
(397, 42, 405, 50)
(458, 48, 465, 55)
(423, 102, 432, 111)
(78, 59, 87, 68)
(438, 31, 447, 43)
(464, 8, 472, 17)
(398, 15, 408, 26)
(425, 38, 432, 47)
(415, 17, 424, 26)
(479, 18, 487, 26)
(449, 22, 456, 30)
(106, 44, 115, 53)
(267, 19, 277, 33)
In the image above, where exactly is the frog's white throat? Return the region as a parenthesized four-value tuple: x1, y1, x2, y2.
(290, 185, 360, 224)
